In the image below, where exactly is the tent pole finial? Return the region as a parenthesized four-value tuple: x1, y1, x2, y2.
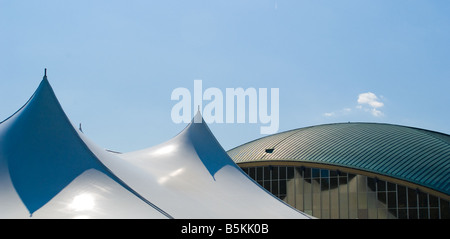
(44, 68, 47, 77)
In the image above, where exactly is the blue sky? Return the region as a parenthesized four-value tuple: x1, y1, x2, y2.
(1, 0, 449, 152)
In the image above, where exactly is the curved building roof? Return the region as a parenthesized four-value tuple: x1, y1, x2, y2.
(228, 123, 450, 196)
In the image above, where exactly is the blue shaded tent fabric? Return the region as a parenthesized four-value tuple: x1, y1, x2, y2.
(2, 77, 118, 214)
(0, 73, 310, 219)
(185, 111, 242, 180)
(117, 111, 311, 218)
(0, 75, 170, 218)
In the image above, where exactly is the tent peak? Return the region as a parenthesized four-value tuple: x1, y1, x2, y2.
(42, 68, 48, 82)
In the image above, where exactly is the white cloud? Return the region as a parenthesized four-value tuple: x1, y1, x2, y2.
(371, 108, 383, 117)
(323, 92, 385, 118)
(357, 92, 384, 108)
(357, 92, 384, 117)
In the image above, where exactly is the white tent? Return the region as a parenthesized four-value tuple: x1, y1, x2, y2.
(0, 73, 311, 219)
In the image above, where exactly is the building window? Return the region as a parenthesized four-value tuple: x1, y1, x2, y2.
(241, 165, 449, 219)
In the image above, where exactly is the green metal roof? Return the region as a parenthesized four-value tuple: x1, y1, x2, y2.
(228, 123, 450, 195)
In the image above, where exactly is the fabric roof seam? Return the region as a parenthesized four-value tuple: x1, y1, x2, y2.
(43, 79, 174, 219)
(2, 78, 174, 218)
(0, 81, 40, 125)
